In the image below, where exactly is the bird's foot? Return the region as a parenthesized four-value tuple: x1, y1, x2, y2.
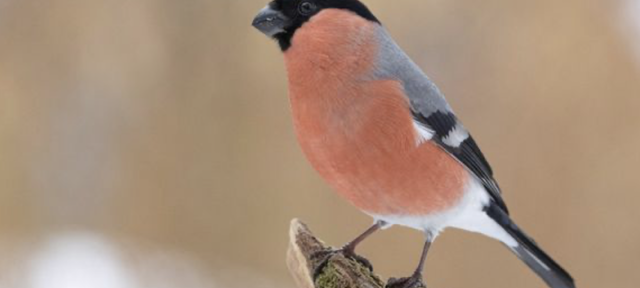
(386, 273, 426, 288)
(311, 246, 373, 280)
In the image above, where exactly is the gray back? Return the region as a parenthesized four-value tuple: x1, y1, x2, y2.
(371, 26, 452, 117)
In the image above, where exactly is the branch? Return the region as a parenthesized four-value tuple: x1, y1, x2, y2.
(287, 219, 419, 288)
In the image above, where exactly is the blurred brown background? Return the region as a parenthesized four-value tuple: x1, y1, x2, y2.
(0, 0, 639, 287)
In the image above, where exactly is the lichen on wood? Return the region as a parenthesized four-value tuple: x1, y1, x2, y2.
(286, 219, 415, 288)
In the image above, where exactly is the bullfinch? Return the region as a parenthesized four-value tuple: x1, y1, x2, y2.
(252, 1, 575, 288)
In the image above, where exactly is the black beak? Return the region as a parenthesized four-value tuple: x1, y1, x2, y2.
(252, 6, 289, 37)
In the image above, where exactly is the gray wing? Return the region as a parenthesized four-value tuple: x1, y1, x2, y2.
(373, 26, 509, 213)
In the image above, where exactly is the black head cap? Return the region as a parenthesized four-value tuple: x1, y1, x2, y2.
(252, 0, 380, 51)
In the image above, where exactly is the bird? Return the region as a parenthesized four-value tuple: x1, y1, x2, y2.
(251, 1, 575, 288)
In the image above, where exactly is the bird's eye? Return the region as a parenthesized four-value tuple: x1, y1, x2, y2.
(298, 1, 317, 16)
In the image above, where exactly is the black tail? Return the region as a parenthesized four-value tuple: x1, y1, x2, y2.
(486, 203, 575, 288)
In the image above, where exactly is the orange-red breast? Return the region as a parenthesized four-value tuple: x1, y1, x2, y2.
(252, 1, 574, 288)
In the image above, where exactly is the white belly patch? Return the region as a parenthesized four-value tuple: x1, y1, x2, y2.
(366, 177, 516, 246)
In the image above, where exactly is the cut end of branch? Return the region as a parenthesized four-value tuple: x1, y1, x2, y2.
(286, 219, 386, 288)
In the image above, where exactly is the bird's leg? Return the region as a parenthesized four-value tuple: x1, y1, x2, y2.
(312, 220, 386, 279)
(341, 220, 385, 256)
(386, 233, 434, 288)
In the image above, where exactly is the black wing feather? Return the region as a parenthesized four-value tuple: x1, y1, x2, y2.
(413, 111, 509, 213)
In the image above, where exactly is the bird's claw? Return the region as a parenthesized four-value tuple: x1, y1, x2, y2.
(386, 274, 426, 288)
(311, 247, 373, 280)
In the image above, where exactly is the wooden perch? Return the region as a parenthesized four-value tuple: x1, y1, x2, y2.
(286, 219, 426, 288)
